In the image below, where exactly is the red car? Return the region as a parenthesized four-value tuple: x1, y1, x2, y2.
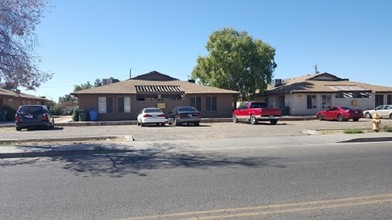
(316, 106, 364, 121)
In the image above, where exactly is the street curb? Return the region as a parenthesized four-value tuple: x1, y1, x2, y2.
(0, 135, 132, 144)
(0, 148, 133, 159)
(339, 137, 392, 143)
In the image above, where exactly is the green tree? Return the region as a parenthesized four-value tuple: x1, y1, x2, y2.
(94, 78, 102, 87)
(192, 28, 277, 101)
(58, 94, 77, 103)
(0, 0, 52, 90)
(74, 81, 93, 91)
(58, 77, 120, 103)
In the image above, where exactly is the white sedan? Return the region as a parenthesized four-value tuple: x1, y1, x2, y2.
(137, 107, 166, 126)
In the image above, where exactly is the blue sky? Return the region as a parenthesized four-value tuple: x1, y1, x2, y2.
(26, 0, 392, 102)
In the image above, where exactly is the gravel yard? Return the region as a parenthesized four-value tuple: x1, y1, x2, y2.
(1, 118, 391, 142)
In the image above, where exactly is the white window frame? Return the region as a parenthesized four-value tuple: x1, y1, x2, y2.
(124, 97, 131, 113)
(98, 97, 107, 113)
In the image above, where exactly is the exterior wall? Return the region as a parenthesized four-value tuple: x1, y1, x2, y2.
(284, 94, 308, 115)
(375, 93, 392, 106)
(77, 94, 236, 121)
(281, 93, 375, 115)
(332, 95, 373, 110)
(0, 95, 49, 110)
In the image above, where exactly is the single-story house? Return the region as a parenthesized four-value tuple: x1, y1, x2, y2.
(0, 87, 53, 120)
(71, 71, 239, 121)
(258, 72, 392, 115)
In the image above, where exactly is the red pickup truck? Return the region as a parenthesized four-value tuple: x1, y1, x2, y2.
(232, 101, 281, 125)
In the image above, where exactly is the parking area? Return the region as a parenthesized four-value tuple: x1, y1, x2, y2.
(1, 118, 391, 142)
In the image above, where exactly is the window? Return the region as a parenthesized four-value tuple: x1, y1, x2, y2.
(190, 96, 201, 111)
(321, 95, 332, 108)
(387, 95, 392, 105)
(206, 96, 217, 111)
(375, 95, 384, 106)
(117, 97, 131, 113)
(107, 97, 113, 113)
(307, 95, 317, 109)
(98, 97, 113, 113)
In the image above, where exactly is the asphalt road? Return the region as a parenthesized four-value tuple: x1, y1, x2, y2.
(1, 138, 391, 220)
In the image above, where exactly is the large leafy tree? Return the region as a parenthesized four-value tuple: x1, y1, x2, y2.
(0, 0, 52, 90)
(192, 28, 277, 101)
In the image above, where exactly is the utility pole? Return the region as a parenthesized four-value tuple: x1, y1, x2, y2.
(314, 64, 319, 74)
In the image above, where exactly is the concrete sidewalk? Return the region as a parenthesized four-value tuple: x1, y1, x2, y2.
(1, 132, 391, 159)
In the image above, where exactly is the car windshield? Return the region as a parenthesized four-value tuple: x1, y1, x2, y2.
(250, 102, 267, 108)
(18, 106, 44, 114)
(144, 108, 162, 113)
(178, 107, 197, 112)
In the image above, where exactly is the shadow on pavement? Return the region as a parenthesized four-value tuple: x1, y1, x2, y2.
(0, 142, 288, 177)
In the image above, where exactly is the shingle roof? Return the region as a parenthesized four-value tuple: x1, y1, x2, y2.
(0, 88, 51, 101)
(72, 72, 239, 96)
(264, 72, 392, 95)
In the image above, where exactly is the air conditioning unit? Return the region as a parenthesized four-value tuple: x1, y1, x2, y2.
(274, 79, 283, 87)
(102, 78, 113, 85)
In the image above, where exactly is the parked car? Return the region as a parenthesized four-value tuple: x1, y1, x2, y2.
(363, 105, 392, 119)
(137, 107, 166, 126)
(15, 105, 55, 131)
(316, 106, 364, 121)
(167, 106, 201, 126)
(232, 101, 281, 125)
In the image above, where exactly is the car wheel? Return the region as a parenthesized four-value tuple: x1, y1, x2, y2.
(337, 114, 344, 122)
(250, 115, 257, 125)
(389, 113, 392, 119)
(317, 114, 324, 120)
(270, 119, 278, 125)
(365, 112, 372, 119)
(353, 118, 360, 122)
(232, 115, 238, 123)
(171, 118, 177, 126)
(49, 119, 55, 129)
(194, 122, 200, 126)
(16, 127, 21, 131)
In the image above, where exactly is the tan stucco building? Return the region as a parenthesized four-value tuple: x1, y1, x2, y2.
(72, 71, 239, 121)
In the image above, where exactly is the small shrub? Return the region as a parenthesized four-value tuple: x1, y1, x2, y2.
(344, 128, 364, 134)
(49, 103, 62, 115)
(382, 125, 392, 132)
(72, 106, 79, 121)
(2, 105, 16, 121)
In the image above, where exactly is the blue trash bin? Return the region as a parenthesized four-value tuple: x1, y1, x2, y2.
(89, 109, 98, 121)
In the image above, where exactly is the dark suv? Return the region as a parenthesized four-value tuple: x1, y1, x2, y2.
(15, 105, 55, 131)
